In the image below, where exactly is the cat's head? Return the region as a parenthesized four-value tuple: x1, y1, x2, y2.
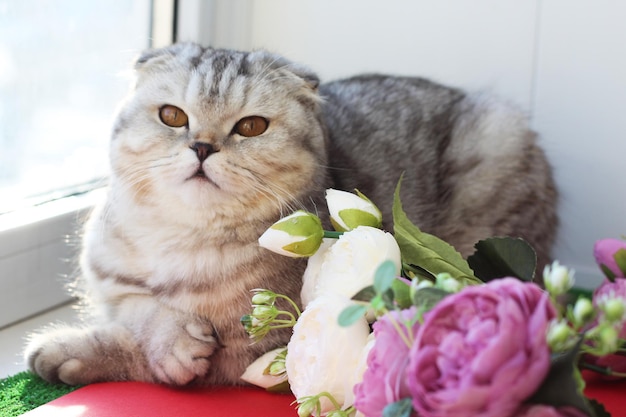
(110, 43, 328, 222)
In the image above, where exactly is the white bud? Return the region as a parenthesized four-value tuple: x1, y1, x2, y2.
(543, 261, 575, 296)
(326, 189, 382, 232)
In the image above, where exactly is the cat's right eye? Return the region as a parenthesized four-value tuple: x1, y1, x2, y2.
(159, 105, 189, 128)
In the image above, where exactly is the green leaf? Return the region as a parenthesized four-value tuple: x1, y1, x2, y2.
(392, 178, 480, 285)
(351, 285, 376, 303)
(600, 264, 617, 282)
(402, 262, 437, 281)
(526, 337, 596, 416)
(374, 260, 398, 293)
(588, 399, 611, 417)
(338, 304, 368, 327)
(614, 248, 626, 277)
(391, 279, 412, 309)
(466, 237, 537, 282)
(382, 398, 413, 417)
(266, 380, 291, 393)
(412, 287, 450, 312)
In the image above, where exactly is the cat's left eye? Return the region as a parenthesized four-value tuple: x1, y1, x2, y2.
(233, 116, 269, 137)
(159, 105, 188, 128)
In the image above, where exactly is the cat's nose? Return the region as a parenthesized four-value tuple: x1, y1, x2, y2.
(190, 142, 216, 162)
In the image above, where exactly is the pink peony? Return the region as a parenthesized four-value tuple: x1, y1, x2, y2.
(353, 307, 420, 417)
(407, 278, 557, 417)
(593, 238, 626, 279)
(513, 405, 588, 417)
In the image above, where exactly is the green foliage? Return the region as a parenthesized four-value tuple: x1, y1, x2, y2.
(392, 179, 480, 286)
(0, 371, 81, 416)
(527, 338, 596, 416)
(391, 279, 412, 309)
(374, 260, 398, 293)
(411, 287, 450, 313)
(467, 237, 537, 282)
(382, 398, 413, 417)
(338, 304, 368, 327)
(614, 248, 626, 278)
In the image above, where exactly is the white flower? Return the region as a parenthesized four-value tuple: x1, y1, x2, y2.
(301, 226, 402, 307)
(546, 319, 576, 351)
(240, 347, 288, 389)
(572, 297, 594, 327)
(301, 238, 336, 306)
(596, 293, 626, 323)
(258, 210, 324, 257)
(543, 261, 575, 296)
(286, 294, 371, 412)
(326, 189, 382, 232)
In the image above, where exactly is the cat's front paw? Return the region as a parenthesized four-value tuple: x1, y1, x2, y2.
(25, 324, 145, 385)
(149, 322, 219, 385)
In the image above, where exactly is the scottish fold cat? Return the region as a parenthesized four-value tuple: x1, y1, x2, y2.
(25, 43, 557, 386)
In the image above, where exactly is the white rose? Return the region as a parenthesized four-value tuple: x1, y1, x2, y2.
(301, 226, 401, 307)
(301, 238, 336, 306)
(286, 294, 371, 412)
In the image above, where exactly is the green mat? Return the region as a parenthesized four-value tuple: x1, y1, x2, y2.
(0, 371, 80, 417)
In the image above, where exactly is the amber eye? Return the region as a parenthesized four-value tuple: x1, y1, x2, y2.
(159, 105, 188, 128)
(233, 116, 269, 137)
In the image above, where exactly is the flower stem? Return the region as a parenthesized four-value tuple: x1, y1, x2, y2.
(276, 294, 302, 317)
(323, 231, 343, 239)
(387, 313, 413, 349)
(580, 361, 626, 378)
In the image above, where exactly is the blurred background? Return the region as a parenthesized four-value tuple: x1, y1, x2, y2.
(0, 0, 624, 327)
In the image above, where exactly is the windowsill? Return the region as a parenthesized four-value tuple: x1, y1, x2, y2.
(0, 301, 78, 379)
(0, 188, 106, 329)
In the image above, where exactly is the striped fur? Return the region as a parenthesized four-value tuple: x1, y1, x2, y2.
(25, 43, 557, 386)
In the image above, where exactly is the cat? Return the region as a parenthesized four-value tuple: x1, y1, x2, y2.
(24, 42, 558, 387)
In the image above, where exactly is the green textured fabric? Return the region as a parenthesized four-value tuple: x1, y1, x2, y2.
(0, 371, 80, 416)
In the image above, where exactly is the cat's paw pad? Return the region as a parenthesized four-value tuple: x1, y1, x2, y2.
(152, 333, 218, 385)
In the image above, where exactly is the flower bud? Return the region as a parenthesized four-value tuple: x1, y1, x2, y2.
(240, 347, 288, 389)
(543, 261, 575, 296)
(297, 399, 318, 417)
(326, 189, 382, 232)
(597, 324, 619, 355)
(594, 238, 626, 280)
(252, 305, 277, 320)
(251, 291, 276, 306)
(268, 359, 286, 376)
(435, 273, 462, 293)
(546, 319, 576, 351)
(258, 211, 324, 257)
(598, 295, 626, 323)
(572, 297, 594, 327)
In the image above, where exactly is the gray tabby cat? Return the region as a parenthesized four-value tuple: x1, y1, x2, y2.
(25, 43, 557, 386)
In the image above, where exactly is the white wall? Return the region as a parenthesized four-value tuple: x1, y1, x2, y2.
(179, 0, 626, 288)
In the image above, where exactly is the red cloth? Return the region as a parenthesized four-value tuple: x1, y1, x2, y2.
(22, 384, 296, 417)
(22, 375, 626, 417)
(582, 371, 626, 416)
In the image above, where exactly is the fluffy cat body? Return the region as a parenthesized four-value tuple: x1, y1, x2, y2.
(25, 43, 557, 386)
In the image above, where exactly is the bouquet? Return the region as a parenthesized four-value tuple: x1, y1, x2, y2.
(240, 182, 626, 417)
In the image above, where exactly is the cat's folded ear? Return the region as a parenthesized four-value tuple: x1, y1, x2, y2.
(134, 43, 204, 72)
(250, 50, 320, 92)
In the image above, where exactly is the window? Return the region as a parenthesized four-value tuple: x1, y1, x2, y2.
(0, 0, 163, 328)
(0, 0, 152, 214)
